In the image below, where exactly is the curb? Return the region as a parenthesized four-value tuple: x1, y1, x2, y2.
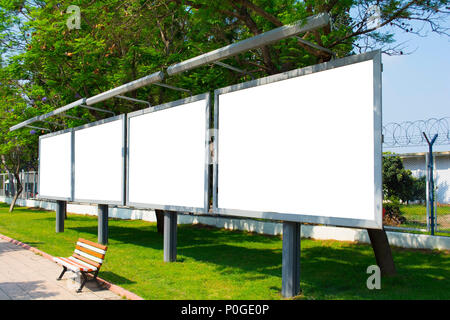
(0, 233, 144, 300)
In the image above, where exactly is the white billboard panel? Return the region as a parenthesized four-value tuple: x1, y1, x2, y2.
(214, 51, 382, 228)
(38, 130, 72, 200)
(73, 115, 125, 204)
(127, 94, 209, 212)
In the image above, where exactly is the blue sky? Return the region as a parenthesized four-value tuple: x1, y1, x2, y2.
(380, 20, 449, 153)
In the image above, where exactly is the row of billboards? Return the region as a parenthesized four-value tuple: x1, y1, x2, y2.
(38, 51, 383, 229)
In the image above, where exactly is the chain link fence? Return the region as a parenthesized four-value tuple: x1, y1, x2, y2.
(382, 152, 450, 235)
(0, 171, 39, 200)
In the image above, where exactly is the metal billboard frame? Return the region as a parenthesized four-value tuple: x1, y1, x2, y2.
(126, 93, 211, 214)
(38, 127, 74, 202)
(212, 50, 383, 229)
(72, 114, 127, 206)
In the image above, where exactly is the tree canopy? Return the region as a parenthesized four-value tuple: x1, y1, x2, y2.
(0, 0, 447, 211)
(382, 153, 426, 203)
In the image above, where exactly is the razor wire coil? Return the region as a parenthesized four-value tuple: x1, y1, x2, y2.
(383, 117, 450, 147)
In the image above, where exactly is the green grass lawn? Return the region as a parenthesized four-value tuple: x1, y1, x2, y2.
(0, 202, 449, 300)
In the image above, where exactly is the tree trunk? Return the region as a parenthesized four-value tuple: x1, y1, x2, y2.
(155, 209, 165, 234)
(9, 173, 23, 213)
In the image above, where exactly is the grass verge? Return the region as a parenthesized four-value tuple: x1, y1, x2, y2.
(0, 202, 449, 299)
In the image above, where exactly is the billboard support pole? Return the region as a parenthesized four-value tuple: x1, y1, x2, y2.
(281, 222, 301, 298)
(98, 204, 109, 245)
(55, 200, 66, 233)
(164, 211, 178, 262)
(367, 228, 396, 276)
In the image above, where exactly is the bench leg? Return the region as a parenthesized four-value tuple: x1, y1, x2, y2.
(77, 272, 89, 293)
(57, 266, 67, 281)
(92, 270, 100, 285)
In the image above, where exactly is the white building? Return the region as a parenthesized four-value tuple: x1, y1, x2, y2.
(398, 151, 450, 204)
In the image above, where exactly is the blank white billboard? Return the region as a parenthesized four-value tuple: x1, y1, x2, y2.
(214, 51, 382, 228)
(127, 94, 209, 212)
(73, 116, 125, 204)
(38, 130, 72, 200)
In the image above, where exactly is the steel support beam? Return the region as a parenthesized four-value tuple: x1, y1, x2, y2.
(98, 204, 109, 245)
(85, 71, 164, 105)
(10, 71, 164, 131)
(281, 222, 301, 298)
(163, 211, 178, 262)
(367, 228, 396, 276)
(10, 99, 84, 131)
(115, 95, 151, 107)
(56, 200, 66, 233)
(294, 36, 335, 57)
(213, 61, 255, 80)
(153, 82, 192, 95)
(25, 125, 51, 132)
(167, 13, 329, 76)
(80, 104, 116, 116)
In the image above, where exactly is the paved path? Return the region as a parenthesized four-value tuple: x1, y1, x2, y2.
(0, 238, 122, 300)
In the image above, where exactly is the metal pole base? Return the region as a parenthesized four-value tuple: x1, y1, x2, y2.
(164, 211, 178, 262)
(281, 222, 301, 298)
(98, 204, 109, 245)
(367, 228, 396, 276)
(56, 200, 67, 233)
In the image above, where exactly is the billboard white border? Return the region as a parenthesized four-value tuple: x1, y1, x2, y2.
(212, 50, 383, 229)
(72, 114, 127, 206)
(38, 127, 74, 201)
(125, 93, 211, 214)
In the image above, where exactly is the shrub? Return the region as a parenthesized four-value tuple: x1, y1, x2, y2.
(383, 199, 406, 226)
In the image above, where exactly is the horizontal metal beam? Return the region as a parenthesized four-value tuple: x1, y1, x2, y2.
(166, 13, 330, 76)
(9, 99, 84, 131)
(9, 71, 164, 131)
(85, 71, 164, 105)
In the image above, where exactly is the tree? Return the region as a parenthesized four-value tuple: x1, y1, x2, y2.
(0, 67, 39, 212)
(382, 153, 426, 203)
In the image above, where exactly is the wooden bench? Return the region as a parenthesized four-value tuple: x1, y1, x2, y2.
(54, 238, 108, 292)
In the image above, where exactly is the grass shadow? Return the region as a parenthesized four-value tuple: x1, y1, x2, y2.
(98, 271, 136, 285)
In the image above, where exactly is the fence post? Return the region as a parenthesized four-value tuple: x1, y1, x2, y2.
(423, 132, 438, 235)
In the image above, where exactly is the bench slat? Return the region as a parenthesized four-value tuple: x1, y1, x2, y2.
(75, 245, 105, 260)
(78, 238, 107, 251)
(71, 253, 101, 269)
(54, 238, 107, 277)
(54, 257, 93, 272)
(74, 249, 103, 264)
(68, 256, 98, 271)
(76, 241, 106, 255)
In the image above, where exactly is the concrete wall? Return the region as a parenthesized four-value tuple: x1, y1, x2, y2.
(1, 196, 449, 251)
(402, 153, 450, 204)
